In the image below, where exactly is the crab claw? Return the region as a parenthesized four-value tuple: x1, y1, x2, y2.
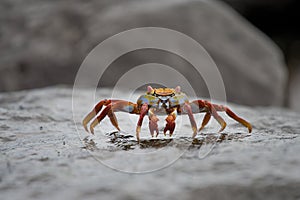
(164, 115, 176, 136)
(164, 109, 177, 137)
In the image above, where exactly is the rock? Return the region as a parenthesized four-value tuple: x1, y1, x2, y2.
(0, 86, 300, 199)
(289, 67, 300, 112)
(0, 0, 287, 106)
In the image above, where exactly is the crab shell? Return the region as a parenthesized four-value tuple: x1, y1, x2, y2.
(136, 86, 189, 114)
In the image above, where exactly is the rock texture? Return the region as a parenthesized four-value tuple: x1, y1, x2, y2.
(1, 86, 300, 200)
(0, 0, 287, 106)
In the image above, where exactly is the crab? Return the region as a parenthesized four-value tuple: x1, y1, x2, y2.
(83, 86, 252, 142)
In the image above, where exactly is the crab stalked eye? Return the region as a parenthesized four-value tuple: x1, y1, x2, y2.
(175, 86, 181, 93)
(147, 86, 155, 94)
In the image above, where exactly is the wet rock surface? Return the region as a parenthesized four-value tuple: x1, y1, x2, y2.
(1, 86, 300, 200)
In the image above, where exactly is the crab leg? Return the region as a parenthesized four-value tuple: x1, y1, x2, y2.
(182, 102, 198, 138)
(213, 103, 252, 133)
(89, 104, 119, 134)
(199, 112, 211, 131)
(82, 99, 119, 132)
(204, 100, 226, 132)
(191, 100, 252, 133)
(136, 103, 149, 142)
(83, 100, 138, 134)
(148, 108, 159, 137)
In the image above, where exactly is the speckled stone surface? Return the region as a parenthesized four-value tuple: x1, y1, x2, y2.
(1, 86, 300, 200)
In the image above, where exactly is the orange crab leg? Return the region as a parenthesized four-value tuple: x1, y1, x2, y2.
(205, 101, 227, 132)
(182, 103, 198, 138)
(199, 112, 211, 131)
(89, 104, 118, 134)
(148, 108, 159, 137)
(83, 100, 138, 134)
(191, 100, 252, 133)
(213, 104, 252, 133)
(82, 99, 120, 132)
(136, 103, 149, 142)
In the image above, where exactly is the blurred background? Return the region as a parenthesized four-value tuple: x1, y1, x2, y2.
(0, 0, 299, 110)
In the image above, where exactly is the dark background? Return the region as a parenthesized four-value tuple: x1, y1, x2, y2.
(223, 0, 300, 110)
(223, 0, 300, 77)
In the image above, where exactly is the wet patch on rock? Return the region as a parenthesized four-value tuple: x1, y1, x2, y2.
(81, 131, 252, 152)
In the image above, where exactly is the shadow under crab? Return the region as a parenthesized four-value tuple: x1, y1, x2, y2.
(81, 131, 252, 152)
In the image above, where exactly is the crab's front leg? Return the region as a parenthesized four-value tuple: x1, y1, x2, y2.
(136, 103, 149, 142)
(148, 108, 159, 137)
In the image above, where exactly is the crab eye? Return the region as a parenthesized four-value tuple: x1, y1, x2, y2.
(171, 93, 175, 97)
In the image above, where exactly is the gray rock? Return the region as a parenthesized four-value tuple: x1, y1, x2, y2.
(1, 86, 300, 200)
(0, 0, 287, 106)
(289, 67, 300, 112)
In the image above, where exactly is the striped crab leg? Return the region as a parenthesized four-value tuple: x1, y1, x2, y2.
(182, 102, 198, 138)
(83, 99, 116, 132)
(136, 103, 149, 142)
(190, 100, 252, 133)
(148, 108, 159, 137)
(82, 100, 139, 134)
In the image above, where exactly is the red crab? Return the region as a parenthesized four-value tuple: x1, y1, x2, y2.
(83, 86, 252, 142)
